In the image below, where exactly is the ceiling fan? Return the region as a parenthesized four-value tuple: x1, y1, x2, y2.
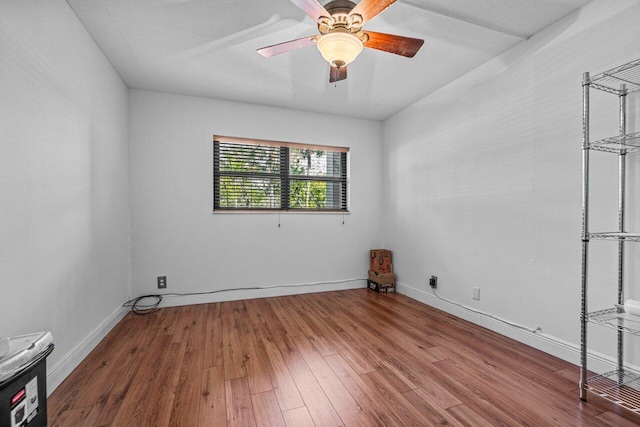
(257, 0, 424, 82)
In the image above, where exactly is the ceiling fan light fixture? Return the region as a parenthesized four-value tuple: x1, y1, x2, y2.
(316, 32, 363, 68)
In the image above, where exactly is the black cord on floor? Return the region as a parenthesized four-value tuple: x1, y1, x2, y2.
(122, 295, 163, 315)
(122, 288, 260, 315)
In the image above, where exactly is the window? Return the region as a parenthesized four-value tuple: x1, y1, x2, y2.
(213, 135, 349, 212)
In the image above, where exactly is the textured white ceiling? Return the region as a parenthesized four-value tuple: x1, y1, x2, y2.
(66, 0, 591, 120)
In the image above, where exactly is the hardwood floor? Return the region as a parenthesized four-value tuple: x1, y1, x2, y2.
(48, 289, 640, 426)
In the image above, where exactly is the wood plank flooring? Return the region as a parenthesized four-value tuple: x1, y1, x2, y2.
(48, 289, 640, 426)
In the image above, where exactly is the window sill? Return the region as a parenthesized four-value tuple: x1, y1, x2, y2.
(212, 210, 350, 215)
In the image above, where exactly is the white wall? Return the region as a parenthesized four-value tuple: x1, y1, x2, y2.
(382, 0, 640, 371)
(0, 0, 130, 390)
(128, 90, 382, 304)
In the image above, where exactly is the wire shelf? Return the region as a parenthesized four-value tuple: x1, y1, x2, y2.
(588, 232, 640, 242)
(588, 132, 640, 153)
(587, 307, 640, 335)
(580, 58, 640, 413)
(588, 58, 640, 95)
(587, 369, 640, 413)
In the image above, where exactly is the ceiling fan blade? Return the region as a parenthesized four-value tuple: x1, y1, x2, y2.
(257, 36, 318, 58)
(362, 31, 424, 57)
(329, 65, 347, 83)
(349, 0, 397, 25)
(289, 0, 331, 22)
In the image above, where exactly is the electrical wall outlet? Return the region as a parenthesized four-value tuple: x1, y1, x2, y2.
(429, 275, 438, 289)
(473, 287, 480, 300)
(158, 276, 167, 289)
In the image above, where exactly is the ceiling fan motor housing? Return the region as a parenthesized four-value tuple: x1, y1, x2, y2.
(318, 0, 363, 34)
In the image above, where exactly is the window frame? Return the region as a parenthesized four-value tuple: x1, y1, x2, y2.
(213, 135, 349, 213)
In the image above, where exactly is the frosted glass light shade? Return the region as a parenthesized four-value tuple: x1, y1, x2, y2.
(316, 32, 363, 67)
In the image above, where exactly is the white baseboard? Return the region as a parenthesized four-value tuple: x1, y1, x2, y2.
(47, 305, 128, 395)
(395, 281, 637, 376)
(156, 279, 367, 308)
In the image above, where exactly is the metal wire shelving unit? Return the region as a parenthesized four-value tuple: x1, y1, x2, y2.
(580, 58, 640, 413)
